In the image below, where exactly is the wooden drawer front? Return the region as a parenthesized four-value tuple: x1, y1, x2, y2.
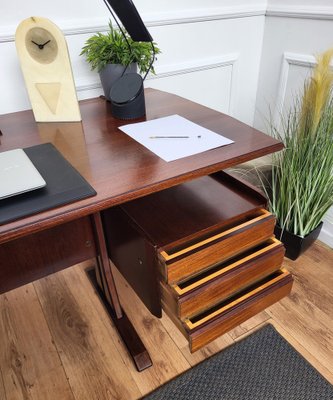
(158, 209, 275, 284)
(161, 238, 285, 319)
(185, 269, 292, 352)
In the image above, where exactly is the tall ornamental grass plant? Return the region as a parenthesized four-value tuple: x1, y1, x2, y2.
(259, 49, 333, 237)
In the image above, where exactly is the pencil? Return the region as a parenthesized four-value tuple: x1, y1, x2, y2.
(149, 135, 201, 139)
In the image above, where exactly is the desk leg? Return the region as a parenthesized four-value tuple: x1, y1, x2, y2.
(90, 212, 152, 372)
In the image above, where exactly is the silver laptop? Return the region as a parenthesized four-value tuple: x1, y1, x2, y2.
(0, 148, 46, 200)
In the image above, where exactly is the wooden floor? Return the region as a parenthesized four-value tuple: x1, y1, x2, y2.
(0, 241, 332, 399)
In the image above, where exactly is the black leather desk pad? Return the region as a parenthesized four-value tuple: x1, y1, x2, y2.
(0, 143, 96, 225)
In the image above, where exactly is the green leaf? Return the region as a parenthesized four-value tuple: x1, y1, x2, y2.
(80, 20, 161, 73)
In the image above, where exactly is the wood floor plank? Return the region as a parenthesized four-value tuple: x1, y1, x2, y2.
(0, 369, 7, 400)
(266, 253, 333, 374)
(108, 264, 191, 395)
(283, 244, 333, 295)
(285, 255, 333, 317)
(228, 311, 271, 340)
(302, 242, 333, 284)
(160, 310, 234, 366)
(0, 284, 74, 400)
(267, 299, 333, 372)
(0, 240, 331, 398)
(33, 268, 141, 400)
(61, 263, 165, 398)
(179, 334, 234, 366)
(232, 319, 271, 342)
(290, 264, 333, 324)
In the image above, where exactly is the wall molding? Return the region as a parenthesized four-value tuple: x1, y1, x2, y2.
(76, 53, 239, 97)
(274, 51, 333, 126)
(0, 5, 266, 43)
(147, 53, 239, 116)
(274, 52, 317, 127)
(75, 53, 238, 120)
(2, 4, 333, 43)
(142, 5, 266, 27)
(147, 53, 238, 80)
(266, 5, 333, 21)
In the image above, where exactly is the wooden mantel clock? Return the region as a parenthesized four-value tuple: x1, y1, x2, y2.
(15, 16, 81, 122)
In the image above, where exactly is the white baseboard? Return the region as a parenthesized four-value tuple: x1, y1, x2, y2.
(318, 222, 333, 248)
(318, 208, 333, 248)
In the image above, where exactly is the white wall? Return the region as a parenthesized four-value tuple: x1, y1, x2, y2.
(0, 0, 267, 126)
(255, 0, 333, 246)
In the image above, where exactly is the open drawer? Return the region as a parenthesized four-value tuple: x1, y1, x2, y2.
(158, 209, 276, 284)
(160, 238, 285, 319)
(102, 170, 291, 337)
(162, 269, 293, 352)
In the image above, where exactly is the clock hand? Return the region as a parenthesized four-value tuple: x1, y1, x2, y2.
(31, 40, 42, 48)
(41, 39, 51, 47)
(30, 39, 50, 49)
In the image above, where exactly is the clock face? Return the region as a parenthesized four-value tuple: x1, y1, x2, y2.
(25, 27, 58, 64)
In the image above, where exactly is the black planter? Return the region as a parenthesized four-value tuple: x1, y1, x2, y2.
(99, 63, 137, 101)
(274, 222, 323, 261)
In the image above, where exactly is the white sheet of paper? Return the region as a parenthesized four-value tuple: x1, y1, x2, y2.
(119, 114, 234, 162)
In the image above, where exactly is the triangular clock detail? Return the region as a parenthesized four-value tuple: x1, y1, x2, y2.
(15, 17, 81, 122)
(35, 82, 61, 114)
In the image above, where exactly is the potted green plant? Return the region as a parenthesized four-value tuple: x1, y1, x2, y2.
(257, 48, 333, 259)
(80, 21, 160, 100)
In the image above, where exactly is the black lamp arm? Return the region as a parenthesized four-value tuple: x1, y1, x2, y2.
(102, 0, 154, 81)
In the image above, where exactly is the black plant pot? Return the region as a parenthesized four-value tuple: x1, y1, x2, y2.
(274, 222, 323, 261)
(99, 63, 137, 101)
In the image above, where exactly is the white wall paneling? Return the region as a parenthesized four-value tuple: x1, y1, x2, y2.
(254, 17, 333, 132)
(74, 53, 239, 114)
(0, 2, 265, 126)
(146, 53, 238, 115)
(273, 52, 316, 128)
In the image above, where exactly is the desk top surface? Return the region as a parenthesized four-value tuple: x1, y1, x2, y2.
(0, 89, 282, 242)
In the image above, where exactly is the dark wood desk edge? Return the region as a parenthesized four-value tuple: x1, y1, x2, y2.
(0, 142, 283, 245)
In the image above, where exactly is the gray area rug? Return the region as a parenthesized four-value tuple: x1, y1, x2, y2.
(142, 324, 333, 399)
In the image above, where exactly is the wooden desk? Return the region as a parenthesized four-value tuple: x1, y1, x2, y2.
(0, 89, 283, 371)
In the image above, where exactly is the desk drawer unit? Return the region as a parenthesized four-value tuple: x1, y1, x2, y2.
(160, 238, 285, 320)
(102, 171, 292, 352)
